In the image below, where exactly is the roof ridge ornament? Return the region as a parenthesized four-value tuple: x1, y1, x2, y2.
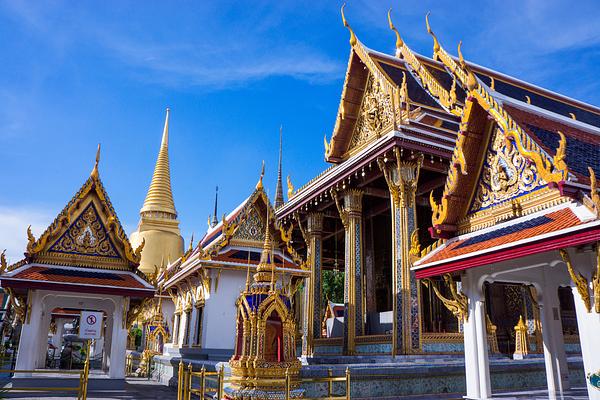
(256, 160, 265, 190)
(340, 3, 357, 47)
(388, 9, 461, 116)
(387, 8, 404, 51)
(91, 143, 101, 180)
(425, 12, 441, 59)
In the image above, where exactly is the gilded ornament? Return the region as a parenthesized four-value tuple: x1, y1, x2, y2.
(430, 191, 449, 228)
(255, 161, 265, 190)
(323, 134, 332, 158)
(340, 3, 357, 47)
(559, 249, 591, 312)
(378, 148, 423, 208)
(389, 9, 462, 116)
(470, 126, 544, 212)
(348, 74, 394, 153)
(409, 229, 421, 263)
(286, 175, 295, 199)
(422, 274, 468, 321)
(0, 250, 6, 274)
(587, 167, 599, 217)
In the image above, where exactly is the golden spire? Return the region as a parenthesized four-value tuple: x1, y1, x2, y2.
(274, 126, 284, 209)
(91, 143, 101, 180)
(254, 194, 276, 283)
(140, 108, 177, 218)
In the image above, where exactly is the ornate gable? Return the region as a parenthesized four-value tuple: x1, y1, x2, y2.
(48, 202, 121, 259)
(24, 163, 144, 271)
(232, 206, 266, 244)
(470, 126, 545, 212)
(346, 73, 395, 157)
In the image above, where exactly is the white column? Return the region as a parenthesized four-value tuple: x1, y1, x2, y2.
(572, 286, 600, 400)
(462, 273, 481, 400)
(108, 298, 127, 379)
(15, 290, 42, 375)
(461, 270, 491, 399)
(51, 319, 64, 349)
(474, 293, 492, 399)
(538, 283, 570, 397)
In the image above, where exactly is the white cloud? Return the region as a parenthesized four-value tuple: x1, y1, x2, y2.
(0, 206, 52, 265)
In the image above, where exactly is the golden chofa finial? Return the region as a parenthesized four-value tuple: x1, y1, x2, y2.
(425, 12, 440, 59)
(341, 3, 357, 47)
(457, 41, 478, 91)
(387, 9, 404, 54)
(91, 143, 101, 179)
(256, 160, 265, 190)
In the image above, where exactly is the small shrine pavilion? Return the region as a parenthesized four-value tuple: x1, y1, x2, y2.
(0, 147, 155, 379)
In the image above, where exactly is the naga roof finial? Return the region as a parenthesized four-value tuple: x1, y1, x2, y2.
(256, 160, 265, 190)
(457, 41, 478, 91)
(387, 9, 404, 53)
(341, 3, 357, 47)
(91, 143, 101, 180)
(425, 12, 440, 58)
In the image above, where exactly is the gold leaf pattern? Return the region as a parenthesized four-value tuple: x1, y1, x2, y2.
(49, 203, 119, 258)
(471, 127, 545, 212)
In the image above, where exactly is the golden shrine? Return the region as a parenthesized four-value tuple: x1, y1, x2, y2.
(226, 188, 302, 400)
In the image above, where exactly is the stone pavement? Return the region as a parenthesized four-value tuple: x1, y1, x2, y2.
(1, 377, 178, 399)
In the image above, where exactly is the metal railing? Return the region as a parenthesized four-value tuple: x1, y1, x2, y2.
(0, 364, 89, 399)
(177, 361, 350, 400)
(0, 344, 90, 399)
(125, 353, 140, 376)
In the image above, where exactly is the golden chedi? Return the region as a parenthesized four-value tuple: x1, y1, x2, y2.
(130, 108, 184, 275)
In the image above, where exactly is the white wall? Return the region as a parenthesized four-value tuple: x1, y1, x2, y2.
(202, 269, 246, 350)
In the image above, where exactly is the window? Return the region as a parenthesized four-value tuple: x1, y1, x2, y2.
(183, 311, 191, 346)
(194, 307, 203, 346)
(173, 314, 180, 345)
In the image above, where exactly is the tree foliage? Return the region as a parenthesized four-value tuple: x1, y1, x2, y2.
(321, 270, 344, 304)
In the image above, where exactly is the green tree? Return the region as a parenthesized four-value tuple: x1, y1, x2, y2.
(321, 270, 344, 304)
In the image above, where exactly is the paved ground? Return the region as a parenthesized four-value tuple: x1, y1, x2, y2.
(0, 381, 590, 399)
(1, 377, 178, 399)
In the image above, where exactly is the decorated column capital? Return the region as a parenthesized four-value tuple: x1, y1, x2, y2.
(378, 147, 423, 208)
(331, 188, 363, 228)
(307, 212, 324, 235)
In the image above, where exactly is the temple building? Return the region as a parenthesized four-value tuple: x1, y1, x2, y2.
(0, 146, 155, 379)
(140, 164, 307, 383)
(274, 6, 599, 399)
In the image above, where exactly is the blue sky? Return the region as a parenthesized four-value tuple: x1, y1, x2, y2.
(1, 0, 599, 262)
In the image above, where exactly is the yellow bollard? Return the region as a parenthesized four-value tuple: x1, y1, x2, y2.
(328, 368, 333, 398)
(345, 367, 350, 400)
(177, 360, 184, 400)
(200, 365, 206, 399)
(285, 368, 290, 400)
(218, 365, 225, 400)
(187, 363, 193, 400)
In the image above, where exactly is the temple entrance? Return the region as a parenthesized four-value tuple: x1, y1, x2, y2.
(265, 311, 283, 362)
(47, 308, 106, 370)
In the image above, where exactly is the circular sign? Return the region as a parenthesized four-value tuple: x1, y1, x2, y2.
(87, 315, 97, 325)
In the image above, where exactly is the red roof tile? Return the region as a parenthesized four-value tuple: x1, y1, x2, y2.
(424, 208, 582, 264)
(9, 266, 147, 289)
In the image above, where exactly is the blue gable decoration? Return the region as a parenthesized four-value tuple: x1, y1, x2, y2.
(48, 202, 120, 259)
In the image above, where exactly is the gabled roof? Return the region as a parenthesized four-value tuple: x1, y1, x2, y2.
(162, 173, 306, 287)
(414, 202, 600, 278)
(17, 147, 145, 272)
(418, 17, 600, 238)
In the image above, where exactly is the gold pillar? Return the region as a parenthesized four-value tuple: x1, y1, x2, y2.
(333, 189, 364, 355)
(379, 150, 423, 355)
(303, 212, 324, 356)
